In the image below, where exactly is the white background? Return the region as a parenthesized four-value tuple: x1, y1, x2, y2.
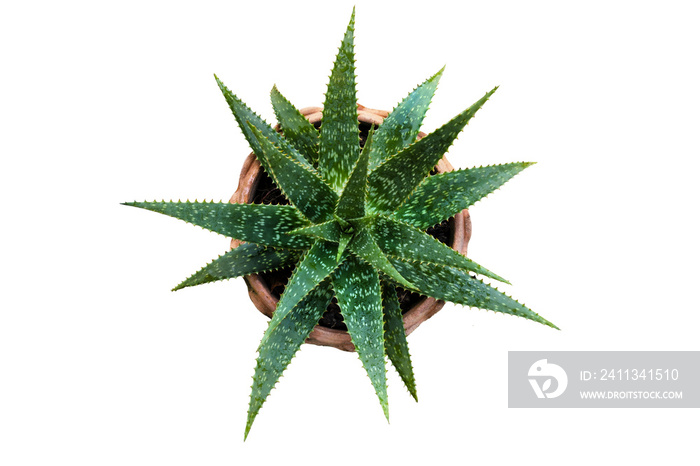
(2, 0, 699, 464)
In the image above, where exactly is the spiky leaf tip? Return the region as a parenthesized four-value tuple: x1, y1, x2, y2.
(368, 66, 444, 170)
(245, 279, 334, 440)
(389, 258, 558, 329)
(394, 162, 535, 230)
(332, 254, 389, 421)
(367, 86, 499, 213)
(270, 85, 319, 164)
(381, 281, 418, 401)
(173, 243, 300, 291)
(318, 7, 360, 193)
(122, 201, 313, 249)
(214, 75, 313, 172)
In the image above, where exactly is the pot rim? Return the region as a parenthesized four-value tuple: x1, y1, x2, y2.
(229, 105, 471, 352)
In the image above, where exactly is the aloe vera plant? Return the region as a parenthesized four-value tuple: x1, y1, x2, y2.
(124, 8, 557, 439)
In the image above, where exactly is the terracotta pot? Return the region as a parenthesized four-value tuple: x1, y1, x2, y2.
(229, 105, 472, 352)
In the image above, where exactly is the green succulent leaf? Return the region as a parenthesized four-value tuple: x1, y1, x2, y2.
(395, 162, 535, 230)
(318, 8, 360, 192)
(260, 239, 341, 346)
(333, 214, 352, 231)
(270, 85, 319, 164)
(336, 232, 353, 262)
(381, 281, 417, 401)
(362, 215, 508, 284)
(245, 278, 334, 440)
(367, 87, 498, 213)
(389, 258, 558, 329)
(336, 126, 372, 219)
(288, 220, 341, 243)
(249, 124, 337, 224)
(122, 201, 312, 249)
(349, 225, 413, 289)
(173, 243, 300, 291)
(368, 67, 444, 170)
(332, 254, 389, 421)
(215, 75, 314, 175)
